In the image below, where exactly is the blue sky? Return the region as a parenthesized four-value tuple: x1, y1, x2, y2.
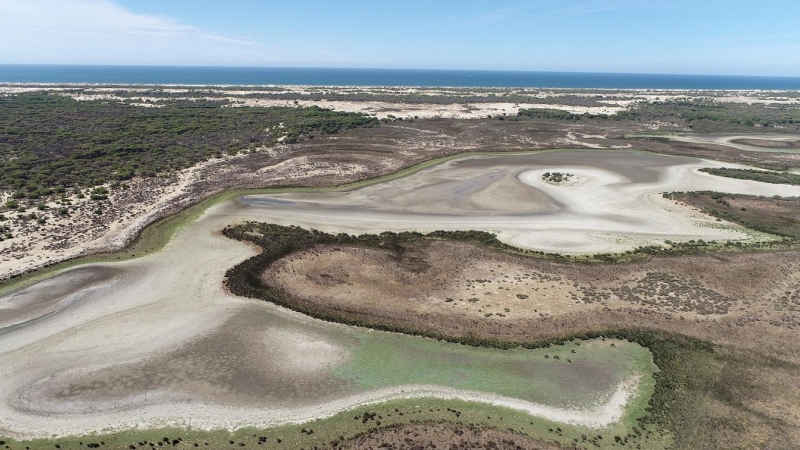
(1, 0, 799, 76)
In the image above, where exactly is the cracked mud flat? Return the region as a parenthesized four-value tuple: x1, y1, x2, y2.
(2, 149, 797, 439)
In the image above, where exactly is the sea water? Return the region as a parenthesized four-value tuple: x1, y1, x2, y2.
(1, 65, 800, 89)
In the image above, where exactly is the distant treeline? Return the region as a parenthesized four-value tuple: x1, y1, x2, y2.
(519, 98, 800, 132)
(626, 99, 800, 128)
(0, 94, 378, 196)
(518, 108, 613, 120)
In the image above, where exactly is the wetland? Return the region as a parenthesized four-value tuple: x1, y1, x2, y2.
(3, 87, 800, 449)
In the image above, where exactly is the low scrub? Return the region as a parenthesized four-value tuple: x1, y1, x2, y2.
(222, 222, 783, 448)
(699, 167, 800, 185)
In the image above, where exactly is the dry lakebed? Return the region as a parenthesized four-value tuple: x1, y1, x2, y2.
(2, 149, 799, 446)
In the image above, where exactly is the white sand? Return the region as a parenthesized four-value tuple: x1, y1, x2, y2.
(3, 379, 639, 440)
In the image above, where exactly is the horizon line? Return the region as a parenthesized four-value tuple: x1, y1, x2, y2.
(1, 64, 799, 80)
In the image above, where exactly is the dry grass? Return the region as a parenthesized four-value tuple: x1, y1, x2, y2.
(732, 138, 800, 149)
(265, 239, 800, 362)
(668, 192, 800, 239)
(261, 236, 800, 449)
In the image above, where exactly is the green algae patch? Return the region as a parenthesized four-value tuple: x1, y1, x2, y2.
(335, 337, 653, 410)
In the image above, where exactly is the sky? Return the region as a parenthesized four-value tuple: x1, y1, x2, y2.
(1, 0, 799, 76)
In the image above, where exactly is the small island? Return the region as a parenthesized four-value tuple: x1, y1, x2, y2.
(541, 171, 573, 183)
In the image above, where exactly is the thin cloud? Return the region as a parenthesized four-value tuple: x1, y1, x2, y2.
(449, 0, 639, 27)
(450, 0, 736, 27)
(0, 0, 256, 47)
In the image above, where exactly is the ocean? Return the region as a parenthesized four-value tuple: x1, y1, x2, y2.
(1, 65, 799, 90)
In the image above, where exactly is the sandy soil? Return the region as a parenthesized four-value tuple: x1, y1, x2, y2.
(231, 98, 626, 119)
(2, 149, 797, 441)
(0, 140, 412, 281)
(0, 153, 243, 279)
(5, 85, 799, 114)
(1, 151, 795, 439)
(3, 85, 798, 282)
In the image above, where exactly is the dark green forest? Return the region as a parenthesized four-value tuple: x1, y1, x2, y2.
(0, 94, 378, 197)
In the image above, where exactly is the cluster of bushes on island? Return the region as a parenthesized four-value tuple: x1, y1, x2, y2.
(541, 171, 572, 183)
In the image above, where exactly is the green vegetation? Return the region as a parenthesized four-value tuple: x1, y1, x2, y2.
(3, 201, 794, 448)
(0, 394, 669, 450)
(337, 337, 650, 409)
(518, 108, 611, 120)
(699, 167, 800, 185)
(56, 85, 615, 107)
(0, 93, 377, 194)
(0, 150, 553, 293)
(541, 171, 573, 183)
(618, 99, 800, 130)
(1, 229, 660, 450)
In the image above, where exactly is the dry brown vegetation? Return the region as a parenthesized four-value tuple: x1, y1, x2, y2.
(666, 192, 800, 239)
(6, 89, 800, 448)
(251, 219, 800, 448)
(265, 239, 800, 362)
(732, 138, 800, 149)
